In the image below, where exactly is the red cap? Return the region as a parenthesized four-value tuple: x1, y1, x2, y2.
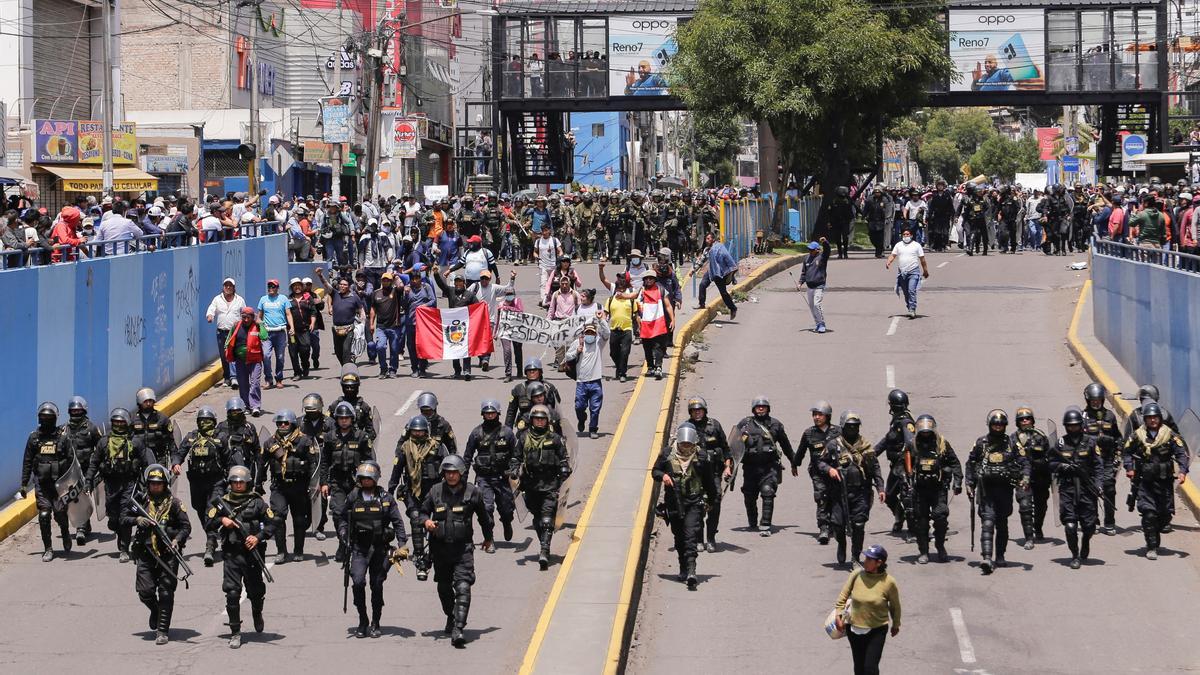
(240, 307, 255, 316)
(267, 278, 280, 287)
(468, 235, 482, 244)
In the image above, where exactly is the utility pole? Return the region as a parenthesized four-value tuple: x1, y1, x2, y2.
(249, 32, 260, 196)
(100, 0, 114, 194)
(364, 23, 385, 201)
(331, 0, 343, 201)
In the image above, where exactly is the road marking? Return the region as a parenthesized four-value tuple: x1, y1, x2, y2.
(949, 607, 977, 664)
(885, 365, 895, 389)
(886, 317, 899, 336)
(393, 389, 421, 417)
(956, 252, 966, 258)
(938, 261, 950, 269)
(220, 561, 277, 615)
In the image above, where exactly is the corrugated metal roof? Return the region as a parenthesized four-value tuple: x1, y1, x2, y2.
(950, 0, 1161, 7)
(496, 0, 698, 16)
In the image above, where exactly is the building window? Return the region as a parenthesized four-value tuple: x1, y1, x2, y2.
(1050, 8, 1161, 92)
(592, 123, 605, 137)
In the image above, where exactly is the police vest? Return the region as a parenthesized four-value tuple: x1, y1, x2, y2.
(522, 432, 560, 474)
(472, 427, 512, 475)
(269, 430, 310, 483)
(741, 419, 780, 458)
(133, 413, 170, 449)
(32, 430, 68, 479)
(400, 438, 442, 499)
(979, 437, 1018, 484)
(64, 421, 98, 458)
(668, 453, 705, 500)
(914, 438, 948, 485)
(329, 432, 369, 475)
(429, 483, 477, 545)
(349, 491, 396, 540)
(100, 434, 139, 477)
(1014, 430, 1049, 466)
(186, 432, 224, 476)
(1133, 427, 1181, 480)
(832, 436, 871, 487)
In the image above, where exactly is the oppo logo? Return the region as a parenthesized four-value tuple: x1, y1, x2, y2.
(632, 20, 672, 30)
(977, 14, 1016, 25)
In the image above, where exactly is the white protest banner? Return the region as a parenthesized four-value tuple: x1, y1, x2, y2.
(495, 310, 589, 347)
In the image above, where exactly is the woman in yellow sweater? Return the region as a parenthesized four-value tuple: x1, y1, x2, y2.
(834, 544, 901, 675)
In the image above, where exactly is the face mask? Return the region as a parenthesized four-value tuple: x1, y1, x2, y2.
(584, 334, 597, 345)
(630, 257, 641, 266)
(902, 235, 913, 244)
(505, 294, 515, 302)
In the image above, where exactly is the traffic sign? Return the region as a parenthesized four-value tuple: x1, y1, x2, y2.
(1121, 133, 1147, 171)
(393, 118, 419, 159)
(1061, 156, 1079, 172)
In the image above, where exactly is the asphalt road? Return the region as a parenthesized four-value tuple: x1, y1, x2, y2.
(0, 261, 639, 670)
(627, 249, 1200, 674)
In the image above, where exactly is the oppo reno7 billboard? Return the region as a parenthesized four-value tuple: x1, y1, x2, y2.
(609, 16, 682, 97)
(949, 9, 1045, 92)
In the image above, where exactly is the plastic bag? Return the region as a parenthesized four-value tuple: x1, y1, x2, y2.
(824, 601, 852, 640)
(350, 321, 366, 360)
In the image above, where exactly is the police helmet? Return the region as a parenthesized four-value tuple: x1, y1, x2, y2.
(1084, 383, 1106, 402)
(144, 464, 170, 484)
(915, 415, 937, 435)
(406, 415, 430, 432)
(811, 400, 833, 417)
(687, 397, 708, 412)
(333, 401, 356, 419)
(527, 382, 548, 401)
(523, 357, 544, 373)
(226, 397, 247, 415)
(835, 186, 849, 197)
(676, 425, 700, 446)
(227, 465, 253, 483)
(196, 406, 218, 422)
(275, 409, 298, 426)
(863, 544, 888, 562)
(887, 389, 909, 409)
(110, 408, 132, 426)
(355, 461, 382, 483)
(1062, 409, 1085, 426)
(136, 387, 157, 406)
(37, 401, 59, 421)
(340, 372, 361, 388)
(440, 454, 467, 474)
(840, 411, 862, 427)
(529, 405, 551, 421)
(417, 392, 439, 412)
(1014, 407, 1035, 424)
(751, 395, 771, 411)
(302, 393, 324, 414)
(1137, 384, 1160, 403)
(67, 396, 88, 415)
(1141, 402, 1163, 420)
(481, 399, 502, 415)
(987, 409, 1009, 427)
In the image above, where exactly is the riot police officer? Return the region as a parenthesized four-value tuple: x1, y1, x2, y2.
(505, 357, 563, 427)
(795, 400, 840, 544)
(132, 387, 177, 466)
(420, 454, 493, 647)
(261, 409, 319, 564)
(1125, 384, 1179, 435)
(62, 396, 102, 545)
(511, 405, 571, 569)
(1049, 409, 1105, 569)
(300, 393, 335, 540)
(456, 195, 481, 238)
(681, 397, 731, 552)
(733, 396, 795, 538)
(511, 382, 565, 436)
(207, 465, 274, 649)
(654, 425, 718, 589)
(328, 367, 379, 440)
(20, 402, 75, 561)
(1082, 383, 1123, 535)
(217, 397, 262, 480)
(87, 408, 155, 563)
(1123, 403, 1190, 560)
(966, 410, 1031, 574)
(339, 461, 407, 638)
(389, 415, 451, 580)
(320, 402, 376, 563)
(124, 464, 191, 644)
(875, 389, 915, 536)
(1011, 407, 1052, 548)
(818, 412, 884, 567)
(962, 184, 988, 256)
(412, 392, 457, 454)
(171, 406, 232, 567)
(907, 415, 962, 564)
(463, 400, 518, 547)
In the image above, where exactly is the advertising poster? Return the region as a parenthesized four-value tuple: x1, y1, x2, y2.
(1036, 127, 1062, 160)
(393, 117, 419, 159)
(322, 101, 351, 143)
(78, 122, 136, 165)
(35, 119, 136, 164)
(34, 119, 77, 163)
(948, 9, 1045, 92)
(608, 16, 681, 97)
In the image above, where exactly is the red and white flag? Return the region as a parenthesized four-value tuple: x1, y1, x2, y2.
(415, 303, 493, 360)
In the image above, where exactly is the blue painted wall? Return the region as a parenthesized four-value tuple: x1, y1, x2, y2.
(1092, 252, 1200, 418)
(571, 112, 626, 189)
(0, 235, 288, 497)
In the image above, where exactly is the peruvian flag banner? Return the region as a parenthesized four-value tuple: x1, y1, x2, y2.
(415, 303, 493, 359)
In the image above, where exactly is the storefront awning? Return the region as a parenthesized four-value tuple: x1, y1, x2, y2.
(38, 165, 159, 192)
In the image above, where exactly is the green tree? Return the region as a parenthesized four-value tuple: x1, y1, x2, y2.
(922, 137, 962, 182)
(969, 134, 1046, 182)
(671, 0, 952, 230)
(691, 110, 743, 186)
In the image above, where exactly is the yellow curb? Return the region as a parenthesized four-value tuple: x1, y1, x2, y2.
(603, 252, 803, 674)
(0, 360, 222, 545)
(1066, 280, 1200, 521)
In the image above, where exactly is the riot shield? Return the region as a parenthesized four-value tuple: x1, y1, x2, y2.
(1178, 409, 1200, 454)
(93, 479, 107, 522)
(256, 425, 274, 487)
(510, 470, 528, 524)
(54, 458, 93, 529)
(169, 422, 183, 487)
(371, 406, 383, 439)
(308, 452, 323, 534)
(1045, 418, 1060, 524)
(725, 432, 747, 494)
(554, 430, 580, 530)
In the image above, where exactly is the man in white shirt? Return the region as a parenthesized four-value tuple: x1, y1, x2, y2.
(885, 227, 930, 319)
(1024, 190, 1044, 252)
(533, 228, 562, 289)
(206, 277, 247, 387)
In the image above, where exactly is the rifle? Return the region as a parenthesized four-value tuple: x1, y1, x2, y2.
(213, 499, 275, 584)
(129, 496, 194, 589)
(901, 446, 916, 542)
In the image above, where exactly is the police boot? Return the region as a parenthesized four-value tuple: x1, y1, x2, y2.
(117, 527, 132, 563)
(38, 512, 54, 562)
(203, 539, 216, 567)
(59, 520, 72, 554)
(251, 598, 265, 633)
(370, 597, 384, 638)
(353, 587, 369, 638)
(979, 524, 994, 574)
(155, 600, 173, 645)
(1142, 514, 1159, 559)
(685, 559, 698, 591)
(538, 519, 553, 570)
(140, 593, 159, 630)
(851, 525, 866, 564)
(452, 581, 471, 647)
(745, 499, 759, 530)
(817, 525, 831, 546)
(759, 498, 774, 537)
(502, 518, 514, 542)
(890, 505, 905, 533)
(293, 529, 306, 561)
(227, 602, 242, 648)
(836, 535, 847, 565)
(1080, 530, 1092, 563)
(1064, 522, 1080, 569)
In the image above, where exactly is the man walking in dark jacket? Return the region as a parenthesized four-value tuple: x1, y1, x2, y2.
(800, 237, 831, 333)
(434, 266, 481, 381)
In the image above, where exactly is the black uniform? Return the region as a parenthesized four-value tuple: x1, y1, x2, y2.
(403, 413, 457, 455)
(321, 427, 376, 558)
(133, 409, 177, 466)
(966, 432, 1031, 564)
(301, 412, 335, 533)
(1082, 407, 1123, 530)
(1048, 432, 1105, 560)
(463, 421, 519, 535)
(683, 415, 731, 544)
(1011, 426, 1053, 541)
(62, 416, 102, 539)
(907, 433, 963, 559)
(123, 489, 191, 635)
(21, 424, 74, 551)
(795, 423, 841, 538)
(875, 411, 915, 532)
(733, 415, 794, 531)
(206, 490, 273, 635)
(816, 433, 885, 563)
(504, 379, 563, 428)
(261, 430, 319, 559)
(338, 486, 407, 627)
(217, 419, 263, 483)
(420, 479, 493, 636)
(329, 396, 379, 440)
(389, 435, 451, 573)
(172, 428, 231, 552)
(653, 448, 718, 581)
(512, 426, 571, 559)
(962, 194, 988, 255)
(87, 431, 155, 555)
(1123, 426, 1191, 552)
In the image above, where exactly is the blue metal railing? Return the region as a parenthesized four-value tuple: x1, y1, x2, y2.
(1092, 237, 1200, 273)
